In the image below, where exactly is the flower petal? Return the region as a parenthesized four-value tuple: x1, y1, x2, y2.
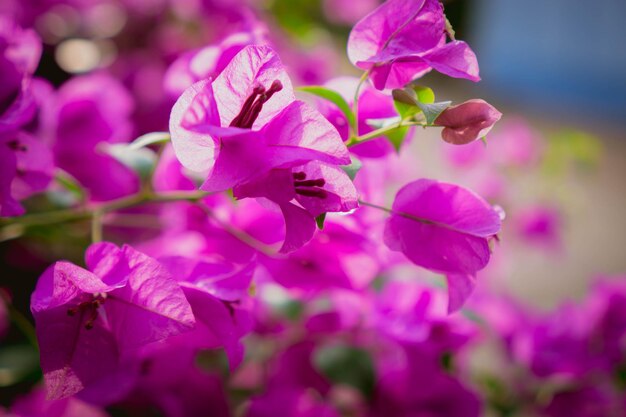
(31, 262, 112, 312)
(446, 274, 477, 313)
(169, 79, 221, 173)
(279, 202, 316, 253)
(264, 101, 351, 166)
(105, 245, 195, 351)
(391, 179, 501, 237)
(212, 45, 294, 129)
(383, 179, 500, 275)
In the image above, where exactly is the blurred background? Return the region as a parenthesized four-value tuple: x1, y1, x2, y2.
(1, 0, 625, 410)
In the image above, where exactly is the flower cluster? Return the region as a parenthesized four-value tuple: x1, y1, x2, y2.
(0, 0, 621, 416)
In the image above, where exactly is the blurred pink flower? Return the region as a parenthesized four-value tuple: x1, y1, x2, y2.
(384, 179, 501, 311)
(347, 0, 479, 89)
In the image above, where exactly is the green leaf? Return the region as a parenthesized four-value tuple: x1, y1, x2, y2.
(413, 85, 435, 104)
(392, 88, 419, 119)
(366, 116, 402, 129)
(416, 100, 451, 125)
(340, 155, 362, 181)
(315, 213, 326, 230)
(314, 344, 376, 397)
(297, 86, 356, 129)
(366, 116, 409, 152)
(54, 169, 86, 202)
(102, 143, 157, 180)
(385, 125, 410, 152)
(129, 131, 171, 150)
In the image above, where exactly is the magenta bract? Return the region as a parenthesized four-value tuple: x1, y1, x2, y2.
(347, 0, 480, 90)
(50, 74, 139, 201)
(170, 45, 349, 186)
(31, 243, 195, 400)
(384, 179, 501, 310)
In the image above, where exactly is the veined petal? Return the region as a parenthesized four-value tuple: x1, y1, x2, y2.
(264, 101, 350, 166)
(170, 79, 221, 173)
(279, 202, 316, 253)
(417, 40, 480, 82)
(384, 216, 491, 274)
(384, 179, 501, 275)
(31, 262, 112, 312)
(35, 305, 119, 400)
(213, 45, 294, 129)
(105, 245, 195, 351)
(391, 179, 501, 237)
(347, 0, 428, 66)
(180, 284, 249, 369)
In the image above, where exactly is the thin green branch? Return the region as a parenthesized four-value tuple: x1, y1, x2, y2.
(194, 201, 276, 257)
(351, 70, 370, 137)
(0, 191, 210, 236)
(348, 119, 436, 147)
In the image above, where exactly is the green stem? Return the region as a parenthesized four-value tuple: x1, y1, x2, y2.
(348, 120, 412, 147)
(351, 70, 370, 137)
(0, 191, 210, 233)
(348, 119, 438, 147)
(358, 200, 393, 213)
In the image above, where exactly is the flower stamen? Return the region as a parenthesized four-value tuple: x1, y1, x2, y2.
(230, 80, 283, 129)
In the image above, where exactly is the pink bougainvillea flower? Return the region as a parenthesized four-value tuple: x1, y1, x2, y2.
(30, 242, 195, 400)
(152, 143, 197, 192)
(159, 255, 254, 368)
(233, 161, 358, 252)
(316, 76, 397, 157)
(0, 131, 53, 217)
(261, 220, 379, 292)
(164, 30, 268, 98)
(246, 341, 337, 417)
(372, 344, 481, 417)
(129, 345, 231, 417)
(587, 278, 626, 369)
(383, 179, 501, 311)
(511, 303, 605, 379)
(443, 117, 540, 168)
(542, 385, 620, 417)
(10, 387, 110, 417)
(487, 117, 542, 167)
(49, 74, 139, 201)
(347, 0, 480, 90)
(514, 205, 562, 251)
(170, 45, 350, 191)
(0, 15, 42, 132)
(373, 278, 475, 344)
(247, 387, 340, 417)
(435, 99, 502, 145)
(0, 136, 23, 216)
(322, 0, 380, 25)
